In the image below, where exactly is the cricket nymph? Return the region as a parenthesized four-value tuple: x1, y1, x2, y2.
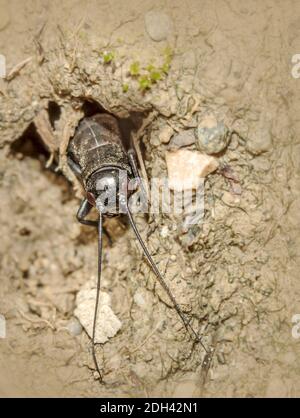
(67, 112, 208, 382)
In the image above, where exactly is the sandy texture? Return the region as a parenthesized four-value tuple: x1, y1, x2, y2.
(0, 0, 300, 397)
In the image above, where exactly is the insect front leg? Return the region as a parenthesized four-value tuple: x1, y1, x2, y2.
(77, 198, 113, 245)
(77, 198, 98, 227)
(67, 156, 82, 178)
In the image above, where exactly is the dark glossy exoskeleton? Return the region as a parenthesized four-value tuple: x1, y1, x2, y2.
(67, 113, 208, 381)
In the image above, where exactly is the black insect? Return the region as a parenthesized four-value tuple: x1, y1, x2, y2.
(67, 113, 208, 381)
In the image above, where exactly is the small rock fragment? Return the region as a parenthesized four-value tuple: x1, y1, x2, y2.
(246, 123, 272, 155)
(159, 125, 174, 144)
(160, 225, 169, 238)
(74, 280, 122, 344)
(195, 113, 230, 154)
(168, 129, 195, 150)
(221, 191, 241, 206)
(66, 317, 83, 336)
(145, 10, 172, 41)
(133, 290, 146, 308)
(165, 149, 218, 191)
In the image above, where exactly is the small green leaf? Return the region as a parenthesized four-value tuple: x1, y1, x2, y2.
(161, 62, 170, 74)
(138, 75, 152, 91)
(146, 64, 155, 72)
(149, 70, 162, 83)
(122, 83, 129, 93)
(102, 51, 114, 64)
(129, 61, 140, 76)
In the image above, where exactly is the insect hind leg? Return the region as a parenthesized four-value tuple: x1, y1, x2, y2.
(127, 149, 149, 215)
(125, 203, 209, 353)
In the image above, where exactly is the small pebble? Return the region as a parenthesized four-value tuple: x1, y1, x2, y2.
(144, 10, 172, 41)
(66, 317, 83, 336)
(168, 129, 195, 150)
(144, 353, 153, 362)
(160, 225, 169, 238)
(246, 124, 272, 155)
(159, 125, 174, 144)
(222, 191, 241, 206)
(93, 371, 101, 380)
(195, 113, 230, 154)
(133, 291, 146, 308)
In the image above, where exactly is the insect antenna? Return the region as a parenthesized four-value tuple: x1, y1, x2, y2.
(125, 204, 209, 354)
(91, 211, 104, 382)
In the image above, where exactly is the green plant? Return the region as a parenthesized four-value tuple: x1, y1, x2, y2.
(161, 46, 173, 74)
(102, 51, 115, 64)
(122, 83, 129, 93)
(161, 61, 170, 75)
(129, 61, 140, 76)
(138, 75, 152, 91)
(146, 64, 162, 83)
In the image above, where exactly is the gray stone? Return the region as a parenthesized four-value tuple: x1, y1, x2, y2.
(168, 129, 195, 149)
(145, 11, 172, 42)
(246, 124, 272, 155)
(195, 113, 230, 154)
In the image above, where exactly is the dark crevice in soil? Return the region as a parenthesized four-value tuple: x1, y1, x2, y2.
(10, 122, 74, 203)
(11, 122, 50, 161)
(48, 101, 62, 129)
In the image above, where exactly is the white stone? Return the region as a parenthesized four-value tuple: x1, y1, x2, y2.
(160, 225, 169, 238)
(165, 149, 218, 191)
(133, 291, 146, 308)
(66, 317, 83, 336)
(74, 280, 122, 344)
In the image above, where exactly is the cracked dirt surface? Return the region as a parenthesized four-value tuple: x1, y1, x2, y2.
(0, 0, 300, 397)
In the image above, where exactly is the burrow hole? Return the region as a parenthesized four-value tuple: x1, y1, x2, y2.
(10, 98, 149, 205)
